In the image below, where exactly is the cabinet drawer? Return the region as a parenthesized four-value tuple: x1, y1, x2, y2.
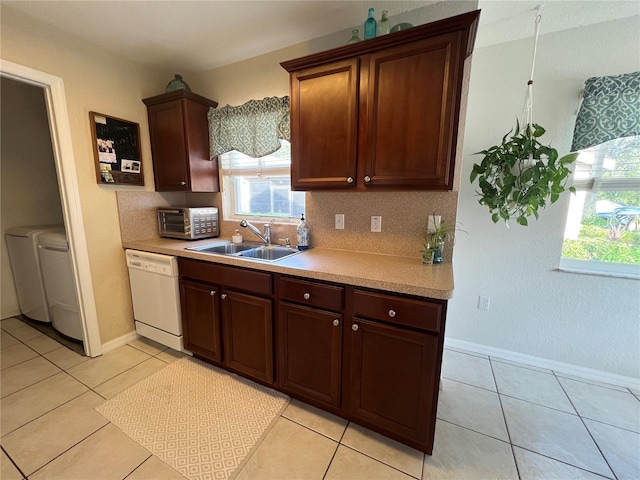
(353, 290, 442, 333)
(178, 258, 271, 296)
(279, 277, 344, 311)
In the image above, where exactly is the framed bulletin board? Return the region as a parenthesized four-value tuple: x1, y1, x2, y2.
(90, 111, 144, 185)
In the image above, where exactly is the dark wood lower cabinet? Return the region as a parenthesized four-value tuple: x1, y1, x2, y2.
(179, 279, 222, 363)
(278, 302, 342, 409)
(348, 318, 439, 451)
(221, 289, 274, 384)
(177, 258, 445, 454)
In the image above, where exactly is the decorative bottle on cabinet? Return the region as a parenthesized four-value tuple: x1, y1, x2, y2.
(378, 10, 390, 36)
(364, 8, 377, 39)
(347, 29, 362, 44)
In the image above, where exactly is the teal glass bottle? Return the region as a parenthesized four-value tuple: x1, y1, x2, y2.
(378, 10, 390, 36)
(363, 8, 377, 40)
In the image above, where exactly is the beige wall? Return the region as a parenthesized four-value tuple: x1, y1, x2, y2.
(1, 77, 65, 318)
(0, 6, 168, 343)
(191, 0, 474, 258)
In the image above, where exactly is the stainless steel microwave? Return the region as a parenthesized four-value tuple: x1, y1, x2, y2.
(157, 207, 219, 240)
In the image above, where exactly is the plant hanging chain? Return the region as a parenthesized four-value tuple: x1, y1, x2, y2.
(470, 5, 578, 227)
(522, 6, 542, 129)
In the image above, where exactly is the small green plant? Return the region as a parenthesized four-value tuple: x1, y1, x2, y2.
(470, 120, 578, 226)
(421, 215, 464, 264)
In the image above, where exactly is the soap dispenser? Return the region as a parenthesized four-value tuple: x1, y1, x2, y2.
(296, 214, 310, 250)
(232, 229, 243, 244)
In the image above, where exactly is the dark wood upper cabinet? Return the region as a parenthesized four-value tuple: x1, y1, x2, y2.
(281, 10, 479, 191)
(143, 90, 219, 192)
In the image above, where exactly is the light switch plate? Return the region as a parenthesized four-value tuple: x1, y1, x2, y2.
(335, 214, 345, 230)
(371, 216, 382, 233)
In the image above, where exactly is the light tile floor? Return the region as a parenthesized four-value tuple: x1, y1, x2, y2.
(1, 316, 639, 480)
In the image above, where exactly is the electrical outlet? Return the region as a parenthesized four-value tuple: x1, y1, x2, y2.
(335, 214, 345, 230)
(478, 296, 491, 310)
(371, 216, 382, 233)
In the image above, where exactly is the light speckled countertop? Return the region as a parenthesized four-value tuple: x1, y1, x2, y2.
(122, 237, 454, 300)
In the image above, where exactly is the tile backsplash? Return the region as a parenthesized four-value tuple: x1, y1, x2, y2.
(117, 190, 458, 261)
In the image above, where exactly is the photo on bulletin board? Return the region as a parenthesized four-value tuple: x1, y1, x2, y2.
(89, 111, 144, 186)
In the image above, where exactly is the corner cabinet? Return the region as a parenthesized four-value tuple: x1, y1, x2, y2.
(281, 10, 479, 191)
(142, 90, 219, 192)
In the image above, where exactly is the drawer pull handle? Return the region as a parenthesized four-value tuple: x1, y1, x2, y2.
(180, 181, 187, 186)
(221, 293, 227, 299)
(364, 175, 371, 183)
(303, 292, 311, 300)
(346, 176, 354, 184)
(333, 319, 340, 327)
(352, 324, 359, 332)
(388, 309, 396, 318)
(210, 290, 216, 296)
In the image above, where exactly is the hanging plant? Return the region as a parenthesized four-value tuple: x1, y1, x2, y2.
(470, 6, 578, 227)
(470, 119, 578, 226)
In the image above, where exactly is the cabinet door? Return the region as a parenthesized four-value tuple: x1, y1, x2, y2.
(278, 302, 342, 408)
(362, 32, 462, 190)
(182, 99, 220, 193)
(179, 279, 222, 363)
(349, 318, 438, 450)
(289, 58, 359, 189)
(147, 99, 190, 191)
(221, 290, 274, 384)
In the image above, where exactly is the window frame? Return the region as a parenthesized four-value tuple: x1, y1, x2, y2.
(219, 141, 304, 224)
(559, 137, 640, 279)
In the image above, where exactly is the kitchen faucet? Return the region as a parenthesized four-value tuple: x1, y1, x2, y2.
(240, 219, 275, 245)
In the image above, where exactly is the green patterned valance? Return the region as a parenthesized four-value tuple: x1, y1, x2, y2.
(208, 96, 289, 158)
(571, 71, 640, 152)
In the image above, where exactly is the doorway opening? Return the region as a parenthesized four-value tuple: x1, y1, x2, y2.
(1, 59, 102, 357)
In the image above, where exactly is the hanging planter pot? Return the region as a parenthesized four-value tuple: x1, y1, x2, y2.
(470, 120, 578, 226)
(470, 6, 578, 227)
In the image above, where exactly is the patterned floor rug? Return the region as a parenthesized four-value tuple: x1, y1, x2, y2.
(96, 357, 290, 480)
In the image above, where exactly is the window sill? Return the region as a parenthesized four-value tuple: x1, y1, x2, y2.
(556, 259, 640, 280)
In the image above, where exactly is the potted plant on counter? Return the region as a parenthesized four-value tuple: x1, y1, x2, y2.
(421, 214, 461, 265)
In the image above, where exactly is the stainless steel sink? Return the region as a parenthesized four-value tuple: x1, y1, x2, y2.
(186, 242, 302, 262)
(188, 242, 259, 255)
(238, 246, 302, 261)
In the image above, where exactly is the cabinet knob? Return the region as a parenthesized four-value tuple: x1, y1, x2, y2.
(303, 292, 311, 300)
(180, 181, 186, 186)
(333, 319, 340, 327)
(388, 309, 396, 318)
(221, 293, 227, 299)
(210, 290, 216, 296)
(352, 324, 359, 332)
(346, 177, 354, 184)
(364, 175, 371, 183)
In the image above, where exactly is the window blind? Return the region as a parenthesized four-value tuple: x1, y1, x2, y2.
(572, 136, 640, 191)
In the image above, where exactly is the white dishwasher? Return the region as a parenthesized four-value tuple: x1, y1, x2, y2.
(126, 249, 190, 353)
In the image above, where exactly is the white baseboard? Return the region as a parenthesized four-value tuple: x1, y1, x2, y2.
(101, 330, 139, 354)
(444, 337, 640, 390)
(1, 308, 22, 320)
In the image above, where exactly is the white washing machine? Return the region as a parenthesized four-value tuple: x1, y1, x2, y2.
(5, 225, 63, 322)
(38, 228, 83, 341)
